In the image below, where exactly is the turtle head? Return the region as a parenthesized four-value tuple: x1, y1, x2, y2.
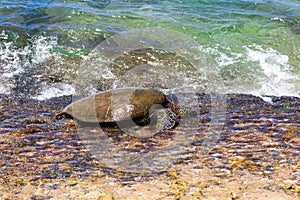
(165, 94, 196, 116)
(54, 112, 73, 121)
(165, 94, 181, 115)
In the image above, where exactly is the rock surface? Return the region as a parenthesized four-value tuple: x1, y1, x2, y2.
(0, 93, 299, 199)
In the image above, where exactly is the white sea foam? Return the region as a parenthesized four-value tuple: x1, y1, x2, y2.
(33, 83, 75, 101)
(31, 37, 56, 64)
(260, 96, 274, 104)
(0, 84, 9, 94)
(208, 44, 299, 98)
(0, 35, 57, 97)
(0, 41, 25, 79)
(244, 45, 299, 98)
(0, 34, 299, 100)
(210, 45, 243, 68)
(0, 35, 79, 100)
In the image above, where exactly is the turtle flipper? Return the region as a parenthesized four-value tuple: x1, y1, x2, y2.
(149, 108, 177, 134)
(178, 106, 195, 116)
(54, 112, 73, 122)
(120, 108, 177, 138)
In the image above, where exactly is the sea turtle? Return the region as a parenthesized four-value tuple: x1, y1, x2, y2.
(56, 87, 193, 136)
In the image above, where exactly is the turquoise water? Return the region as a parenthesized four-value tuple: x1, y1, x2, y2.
(0, 0, 299, 99)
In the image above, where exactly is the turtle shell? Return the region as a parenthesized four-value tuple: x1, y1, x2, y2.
(58, 88, 166, 123)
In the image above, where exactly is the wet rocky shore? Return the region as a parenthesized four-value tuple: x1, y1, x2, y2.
(0, 93, 299, 199)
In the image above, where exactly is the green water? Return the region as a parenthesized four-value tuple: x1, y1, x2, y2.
(0, 0, 299, 98)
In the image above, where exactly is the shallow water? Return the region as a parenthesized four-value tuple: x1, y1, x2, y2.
(0, 93, 299, 198)
(0, 0, 299, 99)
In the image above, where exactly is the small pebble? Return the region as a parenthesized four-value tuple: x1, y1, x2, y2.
(293, 186, 300, 193)
(230, 191, 238, 199)
(98, 193, 113, 200)
(167, 171, 178, 179)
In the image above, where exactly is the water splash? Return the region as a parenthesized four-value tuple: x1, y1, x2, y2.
(33, 83, 75, 100)
(0, 32, 299, 100)
(208, 44, 299, 98)
(245, 45, 299, 97)
(0, 34, 56, 95)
